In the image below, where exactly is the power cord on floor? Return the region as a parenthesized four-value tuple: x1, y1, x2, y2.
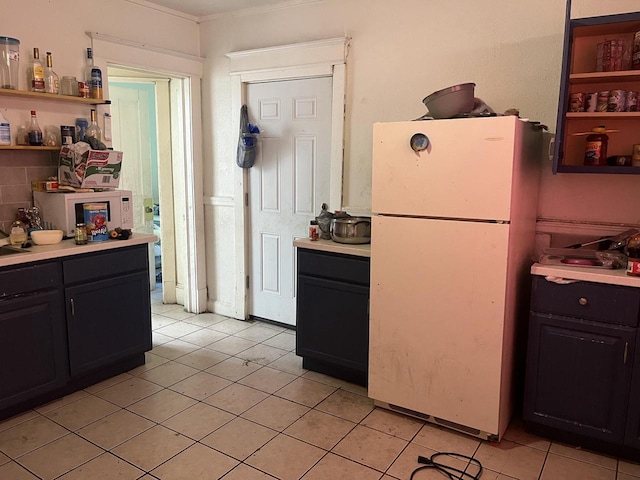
(410, 453, 483, 480)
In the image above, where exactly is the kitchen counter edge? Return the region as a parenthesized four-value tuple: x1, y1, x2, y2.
(531, 262, 640, 288)
(293, 238, 371, 258)
(0, 234, 158, 268)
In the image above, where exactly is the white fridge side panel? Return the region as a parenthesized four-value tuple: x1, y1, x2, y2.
(372, 116, 518, 221)
(368, 215, 510, 435)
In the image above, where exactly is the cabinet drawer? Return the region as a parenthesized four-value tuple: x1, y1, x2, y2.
(297, 249, 370, 285)
(63, 244, 148, 285)
(532, 276, 640, 327)
(0, 262, 60, 298)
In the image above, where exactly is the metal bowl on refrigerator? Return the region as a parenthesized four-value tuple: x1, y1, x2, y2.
(331, 217, 371, 244)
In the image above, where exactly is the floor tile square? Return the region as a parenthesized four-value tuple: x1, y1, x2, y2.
(151, 339, 200, 360)
(361, 407, 424, 441)
(205, 356, 263, 381)
(152, 331, 173, 346)
(43, 395, 120, 431)
(83, 373, 134, 394)
(111, 425, 194, 471)
(234, 324, 281, 342)
(151, 314, 178, 330)
(34, 390, 89, 414)
(203, 383, 270, 415)
(56, 452, 143, 480)
(302, 370, 368, 396)
(173, 347, 230, 370)
(0, 461, 39, 479)
(268, 352, 307, 376)
(503, 416, 551, 451)
(236, 343, 289, 365)
(221, 463, 279, 479)
(413, 423, 481, 457)
(263, 332, 296, 351)
(76, 410, 155, 450)
(549, 441, 617, 470)
(151, 303, 183, 315)
(0, 410, 39, 434)
(332, 425, 407, 472)
(245, 434, 325, 480)
(474, 439, 546, 480)
(210, 318, 254, 334)
(540, 453, 615, 480)
(184, 312, 228, 327)
(93, 377, 164, 407)
(138, 360, 199, 387)
(179, 327, 228, 347)
(207, 335, 257, 355)
(162, 402, 234, 440)
(17, 433, 103, 480)
(274, 377, 337, 407)
(155, 319, 202, 338)
(301, 452, 382, 480)
(160, 308, 197, 321)
(238, 366, 297, 394)
(241, 395, 310, 431)
(619, 458, 640, 476)
(127, 352, 170, 375)
(168, 371, 232, 400)
(315, 389, 374, 423)
(150, 443, 238, 479)
(284, 409, 356, 450)
(201, 417, 278, 461)
(0, 415, 68, 458)
(127, 388, 197, 423)
(0, 451, 8, 466)
(387, 442, 441, 480)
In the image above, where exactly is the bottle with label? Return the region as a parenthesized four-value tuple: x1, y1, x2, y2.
(627, 234, 640, 276)
(85, 47, 103, 99)
(85, 109, 102, 142)
(0, 111, 10, 145)
(27, 110, 43, 146)
(584, 125, 608, 166)
(27, 47, 45, 92)
(43, 52, 59, 94)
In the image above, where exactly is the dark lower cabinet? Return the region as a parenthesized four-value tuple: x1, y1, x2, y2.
(296, 248, 370, 386)
(0, 244, 152, 420)
(524, 275, 640, 460)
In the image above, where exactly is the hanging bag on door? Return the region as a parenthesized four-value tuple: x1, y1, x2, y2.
(236, 105, 260, 168)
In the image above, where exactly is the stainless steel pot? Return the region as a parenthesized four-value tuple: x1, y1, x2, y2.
(331, 217, 371, 244)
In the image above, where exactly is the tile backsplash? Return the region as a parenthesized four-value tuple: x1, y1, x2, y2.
(0, 151, 57, 235)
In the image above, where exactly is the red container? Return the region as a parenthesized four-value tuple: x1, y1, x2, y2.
(584, 126, 608, 166)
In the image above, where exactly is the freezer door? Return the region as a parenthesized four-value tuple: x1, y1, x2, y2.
(368, 215, 510, 436)
(372, 117, 519, 220)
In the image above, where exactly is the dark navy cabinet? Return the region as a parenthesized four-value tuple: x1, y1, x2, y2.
(0, 244, 152, 420)
(524, 275, 640, 460)
(296, 248, 370, 386)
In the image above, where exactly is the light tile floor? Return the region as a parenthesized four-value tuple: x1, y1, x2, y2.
(1, 286, 640, 479)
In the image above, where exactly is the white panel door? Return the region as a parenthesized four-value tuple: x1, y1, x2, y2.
(247, 77, 333, 325)
(372, 116, 519, 221)
(369, 215, 510, 435)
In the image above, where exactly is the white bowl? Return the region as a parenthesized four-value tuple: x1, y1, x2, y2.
(30, 229, 64, 245)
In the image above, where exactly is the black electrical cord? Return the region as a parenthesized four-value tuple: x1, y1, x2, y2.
(409, 453, 483, 480)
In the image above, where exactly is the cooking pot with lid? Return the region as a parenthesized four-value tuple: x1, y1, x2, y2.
(331, 216, 371, 244)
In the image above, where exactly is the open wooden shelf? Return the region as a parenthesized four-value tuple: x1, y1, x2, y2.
(0, 146, 60, 151)
(566, 112, 640, 119)
(0, 88, 110, 105)
(570, 70, 640, 84)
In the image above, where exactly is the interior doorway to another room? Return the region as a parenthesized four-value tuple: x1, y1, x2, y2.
(107, 67, 176, 302)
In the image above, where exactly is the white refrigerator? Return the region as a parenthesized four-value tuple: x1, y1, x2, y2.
(368, 116, 541, 441)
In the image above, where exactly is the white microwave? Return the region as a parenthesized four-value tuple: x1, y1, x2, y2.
(33, 190, 134, 238)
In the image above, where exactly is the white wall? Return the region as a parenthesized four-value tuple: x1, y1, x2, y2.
(200, 0, 640, 317)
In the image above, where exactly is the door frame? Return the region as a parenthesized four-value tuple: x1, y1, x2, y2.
(89, 32, 208, 313)
(226, 37, 349, 320)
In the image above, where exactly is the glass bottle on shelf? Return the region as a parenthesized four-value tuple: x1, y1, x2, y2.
(27, 47, 45, 92)
(85, 109, 102, 142)
(43, 52, 59, 94)
(84, 48, 94, 85)
(27, 110, 43, 146)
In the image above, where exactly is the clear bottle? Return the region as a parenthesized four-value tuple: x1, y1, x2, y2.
(9, 220, 27, 246)
(85, 109, 102, 142)
(43, 52, 60, 94)
(0, 110, 10, 146)
(27, 47, 45, 92)
(27, 110, 43, 146)
(84, 48, 94, 84)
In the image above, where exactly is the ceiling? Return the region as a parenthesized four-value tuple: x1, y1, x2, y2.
(140, 0, 309, 18)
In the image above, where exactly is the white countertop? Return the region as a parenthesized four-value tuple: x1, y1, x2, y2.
(0, 234, 157, 268)
(531, 262, 640, 288)
(293, 238, 371, 258)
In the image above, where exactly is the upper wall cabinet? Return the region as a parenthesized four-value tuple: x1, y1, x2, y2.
(554, 11, 640, 174)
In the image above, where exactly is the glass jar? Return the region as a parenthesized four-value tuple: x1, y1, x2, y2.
(9, 220, 27, 246)
(75, 223, 88, 245)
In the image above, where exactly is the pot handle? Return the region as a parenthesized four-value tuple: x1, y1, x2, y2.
(353, 220, 371, 226)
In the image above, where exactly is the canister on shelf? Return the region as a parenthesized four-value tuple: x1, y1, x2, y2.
(584, 92, 598, 112)
(596, 91, 609, 111)
(607, 89, 627, 112)
(568, 93, 585, 112)
(626, 91, 638, 112)
(584, 125, 608, 166)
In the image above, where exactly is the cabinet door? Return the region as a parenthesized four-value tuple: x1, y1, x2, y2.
(296, 274, 369, 373)
(0, 290, 67, 410)
(524, 312, 635, 444)
(65, 271, 151, 377)
(625, 333, 640, 448)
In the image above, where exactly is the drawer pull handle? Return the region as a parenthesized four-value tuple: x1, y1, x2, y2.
(71, 298, 75, 316)
(578, 297, 588, 306)
(625, 342, 629, 364)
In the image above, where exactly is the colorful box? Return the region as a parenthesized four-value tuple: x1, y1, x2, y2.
(58, 145, 123, 188)
(83, 203, 109, 242)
